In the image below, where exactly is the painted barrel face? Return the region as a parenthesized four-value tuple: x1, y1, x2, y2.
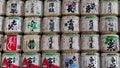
(0, 16, 4, 32)
(4, 17, 22, 34)
(41, 34, 59, 52)
(62, 0, 80, 15)
(100, 16, 118, 33)
(23, 35, 40, 52)
(100, 0, 118, 15)
(1, 53, 20, 68)
(24, 17, 41, 34)
(42, 17, 60, 33)
(22, 53, 40, 68)
(6, 0, 24, 16)
(0, 0, 5, 15)
(61, 16, 80, 33)
(81, 53, 100, 68)
(44, 0, 61, 16)
(25, 0, 43, 16)
(81, 34, 99, 51)
(42, 53, 60, 68)
(62, 53, 80, 68)
(81, 15, 98, 33)
(61, 34, 80, 52)
(100, 34, 119, 52)
(101, 53, 120, 68)
(81, 0, 99, 15)
(3, 34, 21, 52)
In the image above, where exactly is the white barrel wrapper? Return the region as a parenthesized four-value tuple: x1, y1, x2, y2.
(61, 16, 80, 33)
(101, 53, 120, 68)
(25, 0, 43, 16)
(100, 34, 119, 52)
(81, 15, 98, 33)
(81, 53, 100, 68)
(6, 0, 24, 16)
(81, 0, 99, 15)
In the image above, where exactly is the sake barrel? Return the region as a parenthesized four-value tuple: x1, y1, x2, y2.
(0, 34, 3, 51)
(100, 16, 118, 34)
(23, 35, 40, 52)
(41, 53, 60, 68)
(25, 0, 43, 17)
(101, 53, 120, 68)
(0, 0, 5, 15)
(24, 17, 41, 34)
(41, 34, 60, 52)
(6, 0, 24, 16)
(61, 53, 80, 68)
(61, 34, 80, 52)
(100, 34, 119, 52)
(100, 0, 118, 16)
(3, 34, 22, 52)
(81, 0, 99, 15)
(1, 53, 21, 68)
(42, 17, 60, 33)
(81, 52, 100, 68)
(44, 0, 61, 16)
(22, 53, 41, 68)
(61, 16, 80, 33)
(81, 34, 99, 52)
(4, 17, 23, 34)
(81, 15, 99, 33)
(62, 0, 80, 15)
(0, 16, 4, 33)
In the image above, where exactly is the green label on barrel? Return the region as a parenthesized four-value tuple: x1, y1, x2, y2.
(28, 40, 36, 49)
(27, 20, 38, 31)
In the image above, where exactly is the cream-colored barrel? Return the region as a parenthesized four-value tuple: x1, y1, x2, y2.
(100, 34, 119, 52)
(100, 0, 118, 16)
(1, 53, 21, 68)
(81, 0, 99, 15)
(61, 53, 80, 68)
(61, 34, 80, 52)
(81, 34, 99, 52)
(81, 15, 99, 33)
(24, 17, 41, 34)
(22, 53, 41, 68)
(0, 0, 6, 15)
(100, 16, 118, 34)
(4, 17, 23, 34)
(41, 34, 60, 52)
(41, 53, 60, 68)
(0, 16, 4, 33)
(25, 0, 43, 17)
(62, 0, 80, 15)
(23, 35, 40, 52)
(6, 0, 24, 16)
(44, 0, 61, 16)
(61, 16, 80, 33)
(101, 53, 120, 68)
(81, 52, 100, 68)
(42, 17, 60, 34)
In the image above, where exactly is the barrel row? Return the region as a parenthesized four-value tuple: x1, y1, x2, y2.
(0, 34, 119, 53)
(0, 16, 120, 34)
(0, 0, 120, 16)
(0, 52, 119, 68)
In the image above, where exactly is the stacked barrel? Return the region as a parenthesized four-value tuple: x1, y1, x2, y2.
(0, 0, 119, 68)
(100, 0, 119, 68)
(80, 0, 100, 68)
